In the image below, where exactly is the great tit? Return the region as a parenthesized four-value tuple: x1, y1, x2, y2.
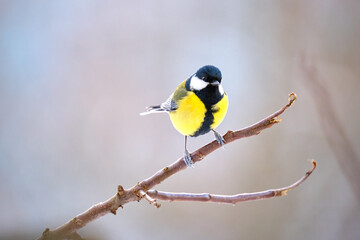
(141, 65, 228, 167)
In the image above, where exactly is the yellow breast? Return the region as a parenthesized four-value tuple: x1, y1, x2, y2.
(211, 94, 229, 129)
(169, 92, 206, 136)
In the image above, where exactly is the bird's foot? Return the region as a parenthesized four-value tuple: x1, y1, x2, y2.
(213, 130, 225, 146)
(184, 150, 194, 168)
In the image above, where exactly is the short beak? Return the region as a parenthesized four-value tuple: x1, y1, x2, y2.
(211, 81, 220, 86)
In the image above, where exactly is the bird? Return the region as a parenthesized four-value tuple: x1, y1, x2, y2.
(140, 65, 228, 167)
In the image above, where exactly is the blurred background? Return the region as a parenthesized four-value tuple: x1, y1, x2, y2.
(0, 1, 359, 239)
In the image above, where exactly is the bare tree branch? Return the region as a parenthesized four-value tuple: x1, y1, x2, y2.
(38, 93, 306, 240)
(300, 57, 360, 203)
(139, 189, 161, 208)
(147, 160, 316, 204)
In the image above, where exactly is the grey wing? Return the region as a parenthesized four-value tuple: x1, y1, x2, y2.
(160, 93, 177, 112)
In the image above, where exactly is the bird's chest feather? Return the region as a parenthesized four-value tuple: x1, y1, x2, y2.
(169, 90, 228, 137)
(169, 92, 206, 136)
(211, 94, 228, 129)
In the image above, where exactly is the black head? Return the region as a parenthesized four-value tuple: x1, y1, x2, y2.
(195, 65, 222, 83)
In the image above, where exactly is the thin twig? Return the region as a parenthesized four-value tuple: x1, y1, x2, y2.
(38, 93, 302, 240)
(139, 189, 161, 208)
(147, 160, 316, 204)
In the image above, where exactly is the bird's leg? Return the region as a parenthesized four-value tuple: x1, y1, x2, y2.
(184, 136, 194, 168)
(212, 129, 225, 146)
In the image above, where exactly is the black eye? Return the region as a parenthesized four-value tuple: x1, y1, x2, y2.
(202, 77, 205, 80)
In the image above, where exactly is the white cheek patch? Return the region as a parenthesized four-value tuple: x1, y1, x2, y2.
(190, 76, 208, 90)
(218, 84, 224, 95)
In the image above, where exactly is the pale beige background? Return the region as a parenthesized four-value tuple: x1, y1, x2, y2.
(0, 1, 359, 239)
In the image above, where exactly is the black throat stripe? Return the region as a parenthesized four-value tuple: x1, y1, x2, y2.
(191, 87, 223, 137)
(191, 108, 214, 137)
(186, 77, 224, 137)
